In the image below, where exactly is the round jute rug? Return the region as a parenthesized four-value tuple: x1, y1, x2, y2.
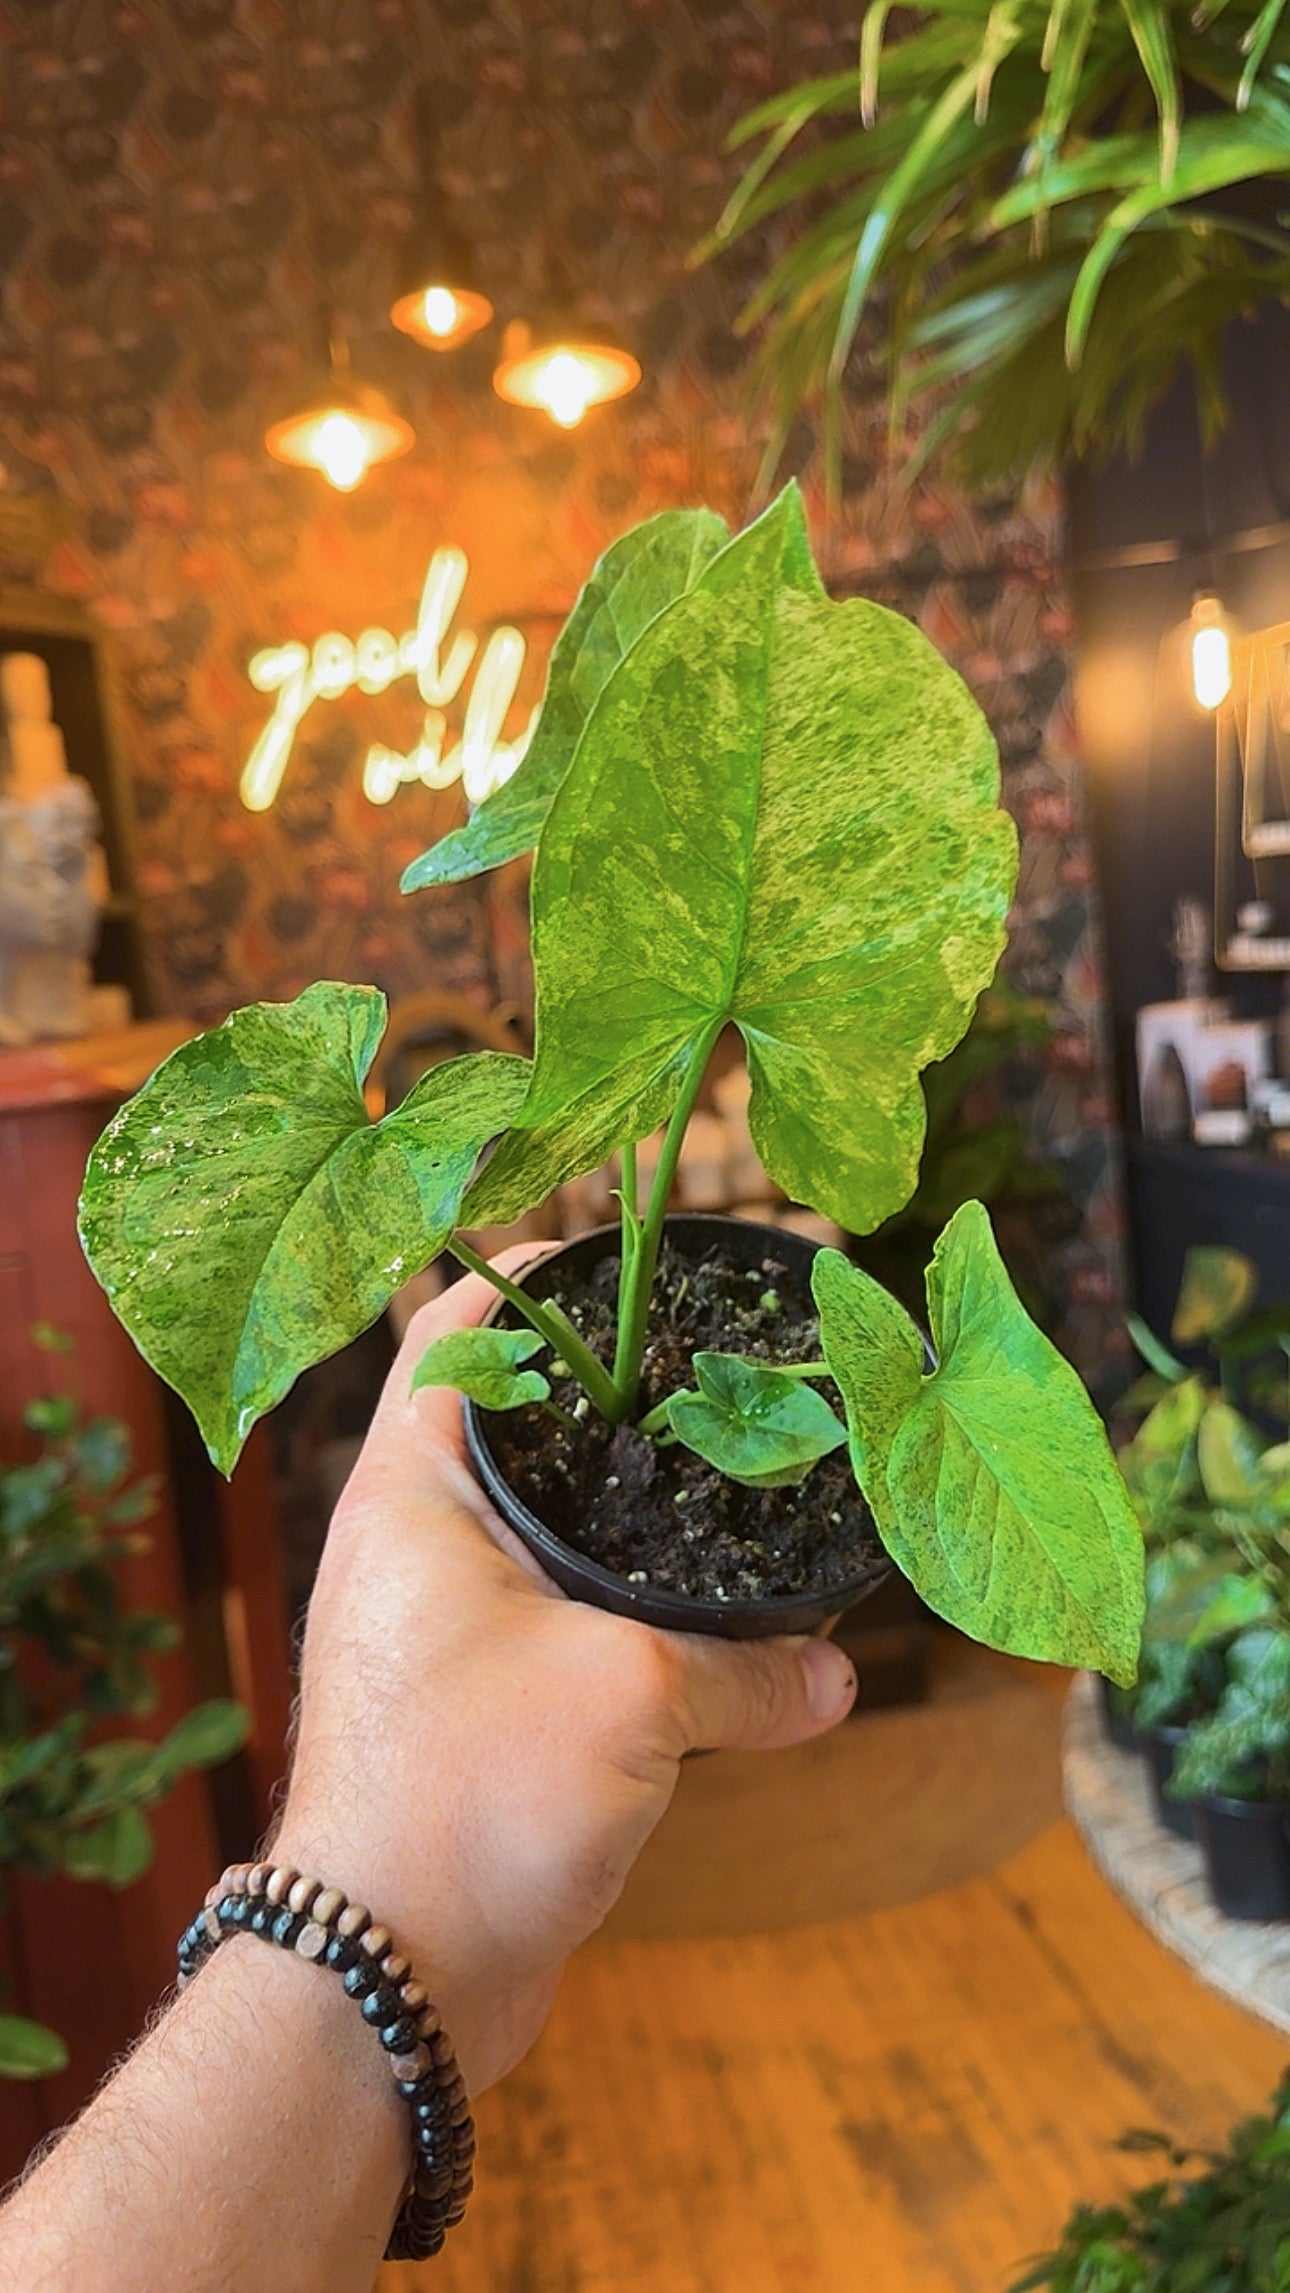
(603, 1636, 1064, 1940)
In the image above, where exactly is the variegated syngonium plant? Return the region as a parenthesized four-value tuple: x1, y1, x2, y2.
(79, 485, 1144, 1683)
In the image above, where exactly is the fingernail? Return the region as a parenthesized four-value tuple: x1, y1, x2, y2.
(800, 1639, 856, 1722)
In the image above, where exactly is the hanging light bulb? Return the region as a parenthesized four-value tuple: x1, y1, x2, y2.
(391, 277, 493, 353)
(265, 379, 413, 493)
(493, 320, 640, 430)
(1190, 591, 1234, 711)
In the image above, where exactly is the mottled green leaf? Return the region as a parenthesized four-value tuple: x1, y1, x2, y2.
(401, 508, 729, 892)
(0, 2014, 68, 2080)
(469, 483, 1014, 1233)
(411, 1326, 551, 1411)
(1187, 1572, 1277, 1647)
(1171, 1625, 1290, 1798)
(657, 1352, 846, 1488)
(79, 983, 529, 1474)
(815, 1201, 1144, 1682)
(1171, 1244, 1258, 1345)
(157, 1699, 249, 1776)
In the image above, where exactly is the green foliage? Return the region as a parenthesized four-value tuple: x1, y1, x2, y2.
(0, 2014, 68, 2080)
(1012, 2070, 1290, 2290)
(411, 1328, 552, 1411)
(1172, 1625, 1290, 1797)
(0, 1373, 247, 2076)
(702, 2, 1290, 486)
(644, 1354, 847, 1487)
(466, 483, 1014, 1238)
(814, 1201, 1145, 1681)
(77, 490, 1142, 1687)
(79, 983, 529, 1473)
(1173, 1246, 1261, 1346)
(402, 507, 729, 892)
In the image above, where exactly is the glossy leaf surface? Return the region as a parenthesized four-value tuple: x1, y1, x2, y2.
(411, 1326, 551, 1411)
(79, 984, 529, 1473)
(401, 507, 729, 892)
(814, 1200, 1144, 1683)
(469, 484, 1014, 1233)
(659, 1352, 846, 1488)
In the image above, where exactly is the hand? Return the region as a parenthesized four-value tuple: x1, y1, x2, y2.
(275, 1248, 858, 2095)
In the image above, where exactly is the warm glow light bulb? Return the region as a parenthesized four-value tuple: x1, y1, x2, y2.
(312, 412, 370, 492)
(1190, 595, 1233, 711)
(420, 286, 461, 339)
(530, 350, 598, 428)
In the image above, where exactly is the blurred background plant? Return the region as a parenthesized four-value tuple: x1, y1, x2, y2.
(0, 1327, 246, 2081)
(1011, 2068, 1290, 2290)
(702, 0, 1290, 488)
(1115, 1246, 1290, 1800)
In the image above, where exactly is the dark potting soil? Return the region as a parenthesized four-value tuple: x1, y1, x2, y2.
(482, 1239, 884, 1603)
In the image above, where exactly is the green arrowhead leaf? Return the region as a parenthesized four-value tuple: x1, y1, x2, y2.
(1171, 1245, 1258, 1346)
(659, 1352, 847, 1487)
(0, 2014, 68, 2080)
(411, 1326, 551, 1411)
(814, 1202, 1144, 1684)
(400, 507, 730, 892)
(1118, 1373, 1205, 1515)
(157, 1699, 249, 1776)
(469, 482, 1014, 1232)
(79, 983, 529, 1474)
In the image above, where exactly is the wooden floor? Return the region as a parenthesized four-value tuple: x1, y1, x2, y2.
(384, 1816, 1286, 2293)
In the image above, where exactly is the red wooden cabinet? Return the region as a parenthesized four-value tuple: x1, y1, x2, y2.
(0, 1027, 294, 2175)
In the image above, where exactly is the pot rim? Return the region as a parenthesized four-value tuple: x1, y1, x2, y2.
(462, 1212, 890, 1633)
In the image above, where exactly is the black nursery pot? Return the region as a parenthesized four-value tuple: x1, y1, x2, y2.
(1143, 1724, 1198, 1842)
(1194, 1794, 1290, 1923)
(463, 1213, 891, 1641)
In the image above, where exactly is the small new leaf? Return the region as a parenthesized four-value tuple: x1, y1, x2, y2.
(1171, 1244, 1258, 1345)
(411, 1326, 551, 1411)
(657, 1352, 846, 1488)
(814, 1202, 1144, 1684)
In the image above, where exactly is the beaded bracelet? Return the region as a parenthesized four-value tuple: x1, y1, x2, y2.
(176, 1860, 475, 2263)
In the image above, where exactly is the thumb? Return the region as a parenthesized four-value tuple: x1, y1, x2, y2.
(672, 1631, 857, 1754)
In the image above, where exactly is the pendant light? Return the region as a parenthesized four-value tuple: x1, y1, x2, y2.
(1188, 590, 1235, 712)
(390, 87, 493, 353)
(265, 331, 413, 493)
(493, 318, 640, 430)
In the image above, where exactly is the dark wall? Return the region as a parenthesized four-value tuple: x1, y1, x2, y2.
(1069, 301, 1290, 1121)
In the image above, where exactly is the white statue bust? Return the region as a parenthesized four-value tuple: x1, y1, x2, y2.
(0, 650, 108, 1045)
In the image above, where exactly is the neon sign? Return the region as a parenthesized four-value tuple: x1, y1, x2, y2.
(240, 547, 537, 813)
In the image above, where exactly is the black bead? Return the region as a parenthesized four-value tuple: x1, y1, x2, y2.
(413, 2097, 448, 2124)
(249, 1901, 275, 1934)
(360, 1985, 400, 2029)
(379, 2017, 417, 2055)
(271, 1909, 301, 1949)
(341, 1959, 380, 2000)
(324, 1934, 360, 1974)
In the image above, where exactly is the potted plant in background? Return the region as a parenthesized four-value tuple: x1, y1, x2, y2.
(1112, 1244, 1290, 1911)
(700, 0, 1290, 489)
(0, 1331, 246, 2080)
(1012, 2070, 1290, 2291)
(78, 487, 1142, 1684)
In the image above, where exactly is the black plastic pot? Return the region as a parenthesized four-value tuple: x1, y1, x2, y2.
(463, 1213, 891, 1640)
(1098, 1673, 1139, 1753)
(1194, 1794, 1290, 1922)
(1143, 1724, 1198, 1842)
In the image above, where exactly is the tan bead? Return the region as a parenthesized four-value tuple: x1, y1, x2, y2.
(449, 2098, 471, 2128)
(287, 1875, 320, 1917)
(381, 1952, 411, 1987)
(416, 2007, 442, 2042)
(246, 1863, 271, 1898)
(203, 1881, 223, 1910)
(295, 1920, 329, 1960)
(388, 2042, 430, 2084)
(265, 1866, 296, 1906)
(359, 1923, 392, 1959)
(202, 1905, 222, 1943)
(225, 1864, 251, 1896)
(311, 1887, 346, 1927)
(441, 2072, 467, 2108)
(399, 1981, 429, 2016)
(336, 1902, 370, 1939)
(428, 2030, 454, 2066)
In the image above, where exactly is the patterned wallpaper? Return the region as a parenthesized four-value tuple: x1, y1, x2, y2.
(0, 0, 1126, 1382)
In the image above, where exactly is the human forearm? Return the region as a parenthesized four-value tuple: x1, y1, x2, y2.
(0, 1937, 406, 2293)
